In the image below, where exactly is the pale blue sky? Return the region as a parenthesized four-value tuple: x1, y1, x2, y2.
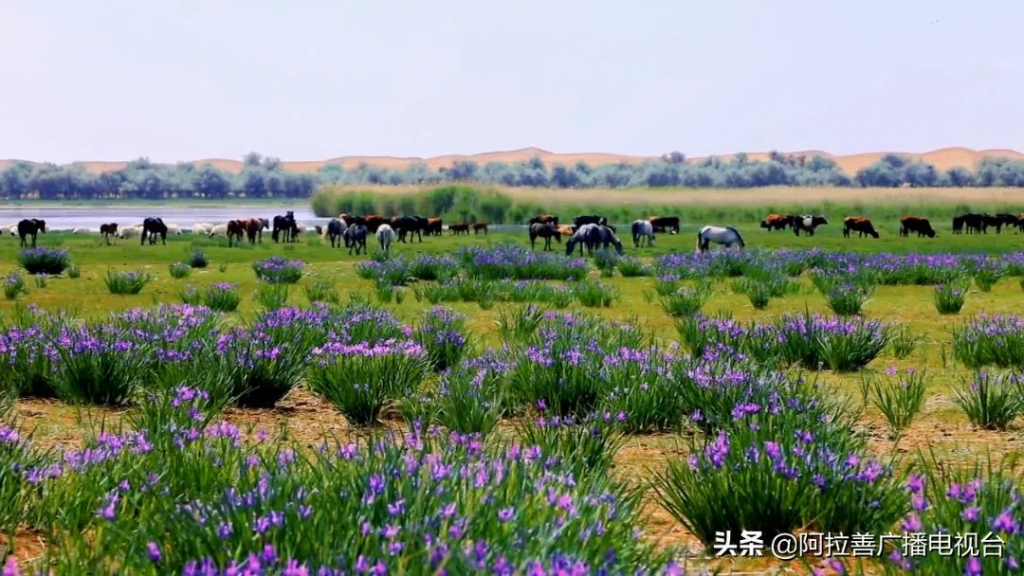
(1, 1, 1022, 164)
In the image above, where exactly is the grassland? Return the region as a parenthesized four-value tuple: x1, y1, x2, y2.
(2, 225, 1024, 572)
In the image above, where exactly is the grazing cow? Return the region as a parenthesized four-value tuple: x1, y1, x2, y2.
(100, 223, 118, 245)
(631, 220, 655, 247)
(376, 224, 396, 255)
(17, 219, 46, 248)
(473, 222, 488, 235)
(425, 217, 443, 236)
(449, 222, 470, 235)
(958, 213, 985, 234)
(361, 215, 387, 233)
(272, 212, 298, 243)
(529, 223, 562, 251)
(573, 215, 607, 228)
(529, 214, 559, 226)
(952, 215, 965, 235)
(760, 213, 791, 232)
(556, 225, 576, 237)
(791, 215, 828, 236)
(648, 216, 680, 235)
(226, 220, 246, 247)
(344, 224, 367, 255)
(141, 217, 168, 246)
(326, 218, 348, 248)
(696, 226, 745, 253)
(392, 216, 427, 243)
(842, 217, 879, 239)
(899, 216, 936, 238)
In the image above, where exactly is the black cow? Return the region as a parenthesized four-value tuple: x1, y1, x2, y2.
(900, 216, 936, 238)
(573, 215, 608, 228)
(17, 219, 46, 248)
(791, 215, 828, 236)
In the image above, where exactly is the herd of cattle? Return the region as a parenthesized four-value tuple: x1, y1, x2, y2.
(761, 212, 1024, 240)
(6, 210, 1024, 252)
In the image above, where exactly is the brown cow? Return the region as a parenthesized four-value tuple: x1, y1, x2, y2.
(449, 222, 470, 235)
(760, 214, 791, 232)
(528, 214, 559, 226)
(648, 216, 680, 234)
(842, 216, 879, 239)
(361, 215, 387, 233)
(425, 217, 443, 236)
(473, 222, 488, 235)
(899, 216, 936, 238)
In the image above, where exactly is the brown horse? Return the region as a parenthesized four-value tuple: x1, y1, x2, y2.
(226, 220, 246, 247)
(449, 222, 470, 235)
(473, 222, 488, 235)
(244, 218, 269, 243)
(529, 223, 562, 251)
(100, 223, 118, 245)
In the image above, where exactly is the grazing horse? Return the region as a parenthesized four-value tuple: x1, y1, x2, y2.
(141, 218, 168, 245)
(345, 224, 368, 255)
(595, 225, 625, 255)
(272, 212, 298, 243)
(244, 218, 269, 243)
(565, 224, 604, 256)
(425, 217, 443, 236)
(226, 220, 246, 247)
(449, 222, 470, 235)
(648, 216, 680, 235)
(573, 215, 607, 228)
(842, 217, 879, 239)
(392, 216, 427, 243)
(529, 223, 562, 251)
(990, 213, 1019, 234)
(631, 220, 655, 247)
(760, 213, 791, 232)
(791, 215, 828, 236)
(952, 215, 965, 234)
(899, 216, 936, 238)
(361, 215, 387, 233)
(100, 223, 118, 245)
(17, 219, 46, 248)
(376, 224, 396, 255)
(696, 226, 745, 253)
(326, 218, 348, 248)
(473, 222, 488, 235)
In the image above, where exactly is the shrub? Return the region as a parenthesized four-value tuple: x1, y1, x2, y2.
(732, 278, 773, 310)
(659, 283, 711, 317)
(653, 274, 680, 296)
(0, 422, 40, 534)
(0, 308, 70, 397)
(953, 314, 1024, 369)
(952, 371, 1024, 430)
(179, 285, 201, 305)
(129, 385, 230, 443)
(303, 278, 340, 305)
(52, 324, 149, 405)
(254, 283, 289, 310)
(890, 325, 917, 359)
(104, 270, 153, 295)
(516, 411, 627, 482)
(3, 272, 27, 300)
(201, 283, 241, 312)
(823, 280, 872, 316)
(413, 307, 470, 372)
(593, 249, 619, 277)
(253, 256, 304, 284)
(496, 305, 548, 343)
(460, 245, 587, 281)
(867, 367, 928, 440)
(934, 282, 968, 315)
(617, 256, 650, 277)
(408, 254, 459, 282)
(186, 251, 208, 269)
(572, 281, 618, 307)
(971, 260, 1006, 292)
(66, 264, 81, 279)
(432, 354, 511, 435)
(18, 248, 69, 275)
(169, 262, 191, 279)
(600, 347, 683, 433)
(34, 274, 49, 289)
(308, 339, 430, 426)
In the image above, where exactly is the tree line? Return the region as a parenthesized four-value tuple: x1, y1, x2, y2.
(4, 151, 1024, 200)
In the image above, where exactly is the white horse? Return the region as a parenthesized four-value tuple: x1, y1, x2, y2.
(696, 225, 745, 253)
(631, 220, 655, 247)
(376, 224, 396, 255)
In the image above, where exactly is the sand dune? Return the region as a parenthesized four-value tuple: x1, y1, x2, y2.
(2, 147, 1022, 176)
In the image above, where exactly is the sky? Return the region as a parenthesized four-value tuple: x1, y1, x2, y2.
(1, 0, 1022, 164)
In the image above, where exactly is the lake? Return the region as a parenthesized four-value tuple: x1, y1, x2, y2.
(0, 206, 326, 231)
